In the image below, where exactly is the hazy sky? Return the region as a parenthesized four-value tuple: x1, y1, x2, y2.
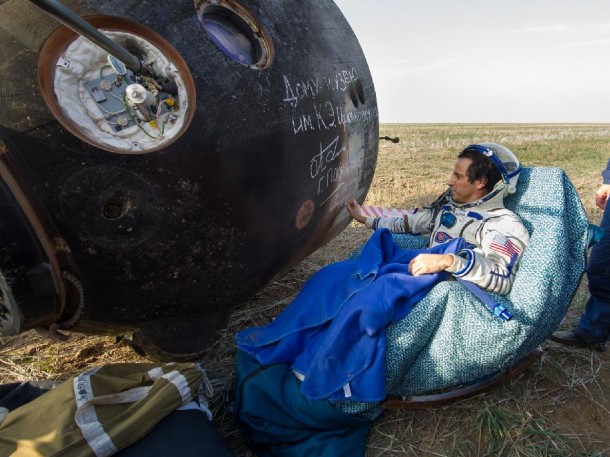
(333, 0, 610, 123)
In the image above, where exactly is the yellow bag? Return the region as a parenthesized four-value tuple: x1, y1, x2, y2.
(0, 362, 203, 457)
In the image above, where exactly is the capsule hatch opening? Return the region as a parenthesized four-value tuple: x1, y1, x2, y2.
(38, 16, 196, 154)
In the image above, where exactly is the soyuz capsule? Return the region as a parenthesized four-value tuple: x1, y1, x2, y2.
(0, 0, 378, 360)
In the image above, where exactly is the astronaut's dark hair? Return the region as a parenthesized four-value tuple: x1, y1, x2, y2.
(458, 149, 502, 193)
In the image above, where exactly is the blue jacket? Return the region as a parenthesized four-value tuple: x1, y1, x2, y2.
(236, 229, 466, 402)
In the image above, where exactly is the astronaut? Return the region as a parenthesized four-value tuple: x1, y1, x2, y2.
(346, 143, 530, 295)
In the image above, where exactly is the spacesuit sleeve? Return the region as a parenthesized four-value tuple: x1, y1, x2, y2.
(364, 208, 434, 235)
(445, 213, 530, 295)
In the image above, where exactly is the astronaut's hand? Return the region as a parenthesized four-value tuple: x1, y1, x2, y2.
(408, 254, 454, 276)
(345, 200, 367, 224)
(595, 184, 610, 210)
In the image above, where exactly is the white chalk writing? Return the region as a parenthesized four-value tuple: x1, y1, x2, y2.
(317, 161, 355, 196)
(321, 183, 344, 206)
(310, 136, 344, 179)
(326, 167, 359, 212)
(292, 103, 377, 135)
(283, 68, 359, 109)
(282, 68, 374, 210)
(323, 68, 359, 93)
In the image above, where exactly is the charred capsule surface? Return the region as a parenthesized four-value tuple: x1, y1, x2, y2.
(0, 0, 378, 359)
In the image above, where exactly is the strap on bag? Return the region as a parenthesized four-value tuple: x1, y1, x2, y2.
(73, 365, 198, 457)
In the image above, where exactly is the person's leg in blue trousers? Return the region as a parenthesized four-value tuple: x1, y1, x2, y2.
(575, 200, 610, 343)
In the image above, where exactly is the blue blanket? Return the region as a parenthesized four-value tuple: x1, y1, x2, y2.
(236, 229, 466, 402)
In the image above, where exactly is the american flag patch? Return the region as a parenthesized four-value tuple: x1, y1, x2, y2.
(489, 234, 521, 258)
(361, 205, 415, 218)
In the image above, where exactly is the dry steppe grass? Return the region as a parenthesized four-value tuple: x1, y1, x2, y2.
(1, 124, 609, 456)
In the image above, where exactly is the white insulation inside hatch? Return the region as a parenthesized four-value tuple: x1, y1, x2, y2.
(54, 31, 189, 152)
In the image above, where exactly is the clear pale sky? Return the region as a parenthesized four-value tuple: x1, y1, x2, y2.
(334, 0, 610, 123)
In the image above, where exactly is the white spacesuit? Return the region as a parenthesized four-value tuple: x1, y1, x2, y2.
(363, 143, 530, 295)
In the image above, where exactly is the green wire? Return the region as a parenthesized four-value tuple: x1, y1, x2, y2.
(122, 93, 157, 140)
(99, 64, 111, 80)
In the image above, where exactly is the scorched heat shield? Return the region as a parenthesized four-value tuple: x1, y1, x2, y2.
(0, 0, 378, 360)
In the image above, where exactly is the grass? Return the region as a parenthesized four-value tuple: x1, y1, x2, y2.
(1, 123, 609, 456)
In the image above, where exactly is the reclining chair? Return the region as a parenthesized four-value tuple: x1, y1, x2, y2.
(336, 167, 591, 417)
